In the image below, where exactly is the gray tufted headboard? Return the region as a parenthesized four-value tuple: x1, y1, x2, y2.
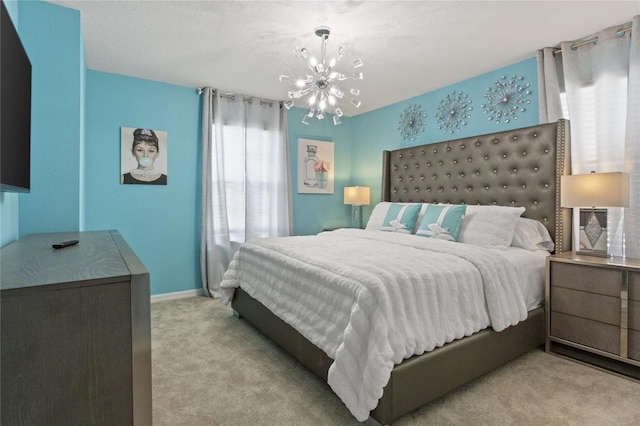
(382, 119, 572, 253)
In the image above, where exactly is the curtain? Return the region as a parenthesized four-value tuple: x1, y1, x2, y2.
(538, 16, 640, 257)
(200, 89, 292, 297)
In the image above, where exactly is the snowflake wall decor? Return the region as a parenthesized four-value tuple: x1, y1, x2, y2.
(435, 91, 473, 134)
(398, 104, 427, 141)
(481, 75, 532, 124)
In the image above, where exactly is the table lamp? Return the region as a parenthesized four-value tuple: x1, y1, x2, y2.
(344, 186, 370, 228)
(561, 171, 629, 257)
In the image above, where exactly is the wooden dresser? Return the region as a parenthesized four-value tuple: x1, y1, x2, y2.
(0, 230, 152, 425)
(546, 252, 640, 379)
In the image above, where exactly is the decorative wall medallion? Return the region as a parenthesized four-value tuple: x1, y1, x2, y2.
(481, 75, 532, 124)
(398, 104, 427, 141)
(435, 91, 473, 134)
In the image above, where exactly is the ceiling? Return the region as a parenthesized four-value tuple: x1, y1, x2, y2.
(47, 1, 639, 117)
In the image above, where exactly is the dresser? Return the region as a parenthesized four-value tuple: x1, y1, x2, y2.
(0, 230, 152, 425)
(546, 252, 640, 379)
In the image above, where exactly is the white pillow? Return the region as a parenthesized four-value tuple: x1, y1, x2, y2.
(511, 217, 555, 252)
(365, 202, 426, 233)
(458, 205, 525, 250)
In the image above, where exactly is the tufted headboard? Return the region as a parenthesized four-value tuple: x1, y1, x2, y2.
(381, 119, 572, 253)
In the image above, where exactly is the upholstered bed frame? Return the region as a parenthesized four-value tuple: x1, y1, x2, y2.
(231, 119, 571, 425)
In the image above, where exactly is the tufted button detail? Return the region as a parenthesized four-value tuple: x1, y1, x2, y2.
(476, 171, 480, 176)
(433, 148, 437, 153)
(394, 166, 397, 170)
(427, 162, 431, 167)
(534, 201, 538, 205)
(427, 187, 431, 192)
(493, 169, 497, 173)
(513, 168, 517, 172)
(399, 154, 403, 158)
(544, 183, 549, 188)
(485, 186, 489, 190)
(415, 188, 419, 192)
(460, 172, 465, 177)
(439, 161, 443, 165)
(420, 176, 424, 180)
(543, 217, 548, 221)
(404, 165, 408, 169)
(523, 151, 527, 156)
(447, 147, 451, 152)
(503, 185, 507, 189)
(393, 189, 397, 193)
(544, 149, 549, 153)
(461, 145, 465, 149)
(494, 139, 498, 144)
(446, 173, 451, 178)
(409, 176, 413, 181)
(398, 177, 403, 181)
(403, 189, 407, 192)
(534, 167, 538, 171)
(421, 151, 425, 155)
(453, 187, 457, 191)
(409, 152, 413, 157)
(468, 186, 472, 191)
(503, 154, 507, 158)
(522, 184, 526, 188)
(476, 141, 481, 146)
(415, 164, 419, 168)
(533, 133, 537, 137)
(511, 200, 516, 204)
(468, 158, 473, 162)
(513, 136, 518, 140)
(453, 160, 457, 164)
(433, 175, 437, 179)
(439, 188, 444, 192)
(493, 201, 497, 205)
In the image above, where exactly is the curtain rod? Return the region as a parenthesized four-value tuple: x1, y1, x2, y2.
(554, 26, 632, 55)
(195, 87, 281, 107)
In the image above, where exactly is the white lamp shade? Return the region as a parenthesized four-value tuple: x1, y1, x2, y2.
(561, 172, 630, 208)
(344, 186, 370, 206)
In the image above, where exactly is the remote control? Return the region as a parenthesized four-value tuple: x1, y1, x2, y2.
(52, 240, 79, 249)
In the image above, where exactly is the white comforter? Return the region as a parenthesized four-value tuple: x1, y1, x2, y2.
(220, 229, 529, 421)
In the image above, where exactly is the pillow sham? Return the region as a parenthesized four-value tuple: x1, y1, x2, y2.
(381, 203, 422, 234)
(415, 204, 467, 241)
(511, 217, 555, 252)
(366, 202, 426, 233)
(457, 205, 525, 250)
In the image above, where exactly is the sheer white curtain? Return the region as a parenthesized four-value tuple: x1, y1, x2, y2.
(200, 88, 292, 297)
(538, 16, 640, 257)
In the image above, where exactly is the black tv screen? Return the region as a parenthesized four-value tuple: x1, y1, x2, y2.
(1, 0, 32, 193)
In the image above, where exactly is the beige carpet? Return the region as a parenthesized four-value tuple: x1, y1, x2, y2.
(151, 297, 640, 425)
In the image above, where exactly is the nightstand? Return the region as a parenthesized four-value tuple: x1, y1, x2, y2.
(546, 252, 640, 380)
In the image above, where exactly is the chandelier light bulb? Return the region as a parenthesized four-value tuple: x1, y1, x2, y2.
(279, 26, 363, 125)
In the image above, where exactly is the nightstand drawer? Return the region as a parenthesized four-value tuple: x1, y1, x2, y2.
(550, 262, 621, 297)
(551, 311, 620, 355)
(630, 330, 640, 362)
(630, 300, 640, 332)
(630, 272, 640, 302)
(550, 286, 619, 326)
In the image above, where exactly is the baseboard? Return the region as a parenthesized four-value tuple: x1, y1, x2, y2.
(150, 288, 204, 304)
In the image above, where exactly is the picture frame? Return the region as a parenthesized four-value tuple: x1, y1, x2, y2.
(297, 139, 334, 194)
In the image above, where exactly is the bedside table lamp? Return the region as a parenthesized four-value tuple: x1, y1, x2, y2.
(561, 171, 629, 257)
(344, 186, 370, 228)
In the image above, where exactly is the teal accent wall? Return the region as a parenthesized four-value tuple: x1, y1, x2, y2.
(17, 0, 83, 236)
(287, 108, 353, 234)
(350, 58, 538, 222)
(84, 71, 201, 296)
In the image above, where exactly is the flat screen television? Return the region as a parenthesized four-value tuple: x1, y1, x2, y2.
(1, 0, 32, 193)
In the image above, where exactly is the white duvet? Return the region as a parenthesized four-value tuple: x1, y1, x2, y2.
(220, 229, 530, 421)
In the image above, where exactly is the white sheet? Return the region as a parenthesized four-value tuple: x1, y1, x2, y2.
(220, 229, 543, 421)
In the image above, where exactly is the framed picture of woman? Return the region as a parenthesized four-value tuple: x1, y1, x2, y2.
(120, 127, 168, 185)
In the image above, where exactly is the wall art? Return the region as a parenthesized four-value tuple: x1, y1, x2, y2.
(481, 74, 532, 124)
(398, 104, 427, 142)
(435, 91, 473, 134)
(120, 127, 168, 185)
(298, 139, 334, 194)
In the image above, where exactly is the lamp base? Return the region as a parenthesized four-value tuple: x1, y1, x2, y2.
(351, 205, 363, 229)
(577, 207, 610, 257)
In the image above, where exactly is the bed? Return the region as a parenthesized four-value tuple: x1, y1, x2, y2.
(223, 119, 572, 425)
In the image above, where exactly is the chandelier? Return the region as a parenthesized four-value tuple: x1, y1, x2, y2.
(279, 26, 363, 125)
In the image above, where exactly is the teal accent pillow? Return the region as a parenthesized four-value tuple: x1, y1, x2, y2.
(416, 204, 467, 241)
(381, 203, 422, 234)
